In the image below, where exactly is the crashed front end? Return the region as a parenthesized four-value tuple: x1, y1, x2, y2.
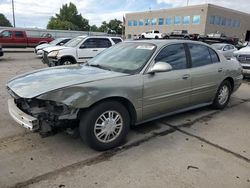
(7, 87, 79, 135)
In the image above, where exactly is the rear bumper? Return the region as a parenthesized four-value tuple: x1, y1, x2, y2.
(8, 99, 39, 131)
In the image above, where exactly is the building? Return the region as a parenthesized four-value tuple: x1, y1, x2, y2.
(125, 4, 250, 41)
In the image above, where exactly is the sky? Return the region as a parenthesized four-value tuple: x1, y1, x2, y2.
(0, 0, 250, 28)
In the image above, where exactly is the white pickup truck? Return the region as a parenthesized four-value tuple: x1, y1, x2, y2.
(141, 30, 163, 39)
(42, 36, 123, 66)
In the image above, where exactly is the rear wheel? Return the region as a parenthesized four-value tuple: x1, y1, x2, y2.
(79, 101, 130, 151)
(155, 36, 159, 39)
(212, 80, 232, 109)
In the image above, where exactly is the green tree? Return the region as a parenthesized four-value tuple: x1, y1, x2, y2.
(47, 2, 89, 31)
(0, 13, 12, 27)
(89, 25, 99, 32)
(99, 19, 123, 34)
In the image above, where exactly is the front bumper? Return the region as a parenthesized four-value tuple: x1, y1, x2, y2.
(241, 64, 250, 76)
(8, 99, 39, 131)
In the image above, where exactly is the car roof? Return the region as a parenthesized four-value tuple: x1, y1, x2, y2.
(124, 39, 212, 48)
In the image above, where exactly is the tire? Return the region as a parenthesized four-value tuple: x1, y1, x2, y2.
(141, 35, 145, 39)
(155, 36, 159, 39)
(212, 80, 232, 109)
(60, 58, 74, 66)
(79, 101, 130, 151)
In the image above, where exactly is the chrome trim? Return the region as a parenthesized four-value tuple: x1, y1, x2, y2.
(8, 99, 39, 131)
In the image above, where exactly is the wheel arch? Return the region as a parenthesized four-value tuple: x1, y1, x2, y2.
(78, 96, 137, 126)
(60, 55, 77, 64)
(223, 77, 234, 91)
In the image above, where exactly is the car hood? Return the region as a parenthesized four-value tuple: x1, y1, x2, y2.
(36, 43, 51, 50)
(7, 65, 128, 99)
(43, 46, 70, 53)
(235, 47, 250, 54)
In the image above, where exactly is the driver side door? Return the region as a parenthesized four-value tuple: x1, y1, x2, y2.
(142, 44, 192, 120)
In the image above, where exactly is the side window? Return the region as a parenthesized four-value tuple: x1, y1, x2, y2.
(223, 45, 230, 51)
(2, 31, 12, 38)
(15, 31, 24, 38)
(111, 38, 122, 44)
(188, 44, 212, 67)
(155, 44, 187, 70)
(97, 38, 112, 48)
(229, 45, 235, 50)
(82, 38, 99, 48)
(208, 48, 220, 63)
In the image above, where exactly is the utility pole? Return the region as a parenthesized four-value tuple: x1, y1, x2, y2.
(12, 0, 16, 27)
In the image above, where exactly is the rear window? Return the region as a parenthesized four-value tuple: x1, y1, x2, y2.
(111, 38, 122, 44)
(15, 31, 24, 38)
(188, 44, 212, 67)
(208, 48, 220, 63)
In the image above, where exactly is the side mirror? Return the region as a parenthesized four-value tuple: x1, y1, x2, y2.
(148, 62, 173, 74)
(80, 45, 86, 49)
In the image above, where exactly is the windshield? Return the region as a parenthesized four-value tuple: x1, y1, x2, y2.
(49, 38, 64, 45)
(88, 42, 156, 74)
(212, 44, 224, 50)
(64, 36, 86, 47)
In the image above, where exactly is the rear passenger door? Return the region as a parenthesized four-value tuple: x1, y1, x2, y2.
(77, 38, 112, 62)
(187, 43, 224, 106)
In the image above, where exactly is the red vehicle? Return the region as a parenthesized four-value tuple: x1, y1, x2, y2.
(0, 29, 53, 48)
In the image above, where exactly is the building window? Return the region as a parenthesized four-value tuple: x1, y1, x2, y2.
(183, 16, 190, 24)
(128, 20, 133, 26)
(192, 15, 200, 24)
(209, 16, 215, 24)
(166, 16, 171, 25)
(221, 18, 226, 26)
(133, 20, 138, 26)
(151, 18, 157, 25)
(236, 20, 240, 28)
(214, 16, 221, 25)
(174, 16, 181, 25)
(158, 18, 164, 25)
(226, 19, 232, 27)
(139, 19, 144, 26)
(145, 19, 150, 26)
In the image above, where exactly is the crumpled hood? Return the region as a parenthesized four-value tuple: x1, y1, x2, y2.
(7, 65, 128, 98)
(43, 45, 70, 53)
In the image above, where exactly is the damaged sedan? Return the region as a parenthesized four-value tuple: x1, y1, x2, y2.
(7, 40, 242, 151)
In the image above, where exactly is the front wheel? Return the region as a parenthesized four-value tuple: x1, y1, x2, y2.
(79, 101, 130, 151)
(60, 58, 74, 66)
(212, 80, 232, 109)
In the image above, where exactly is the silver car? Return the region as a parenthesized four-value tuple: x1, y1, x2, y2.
(6, 40, 243, 151)
(212, 43, 237, 59)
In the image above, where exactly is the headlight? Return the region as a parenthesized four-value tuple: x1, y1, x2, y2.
(48, 50, 59, 58)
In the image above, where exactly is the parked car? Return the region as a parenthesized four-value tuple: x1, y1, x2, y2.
(211, 43, 237, 59)
(198, 32, 238, 45)
(163, 30, 199, 40)
(0, 45, 3, 57)
(0, 29, 53, 48)
(6, 40, 242, 151)
(233, 46, 250, 78)
(42, 36, 123, 66)
(141, 30, 163, 39)
(34, 37, 71, 57)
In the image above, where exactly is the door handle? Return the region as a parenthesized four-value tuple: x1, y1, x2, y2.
(218, 68, 223, 72)
(182, 74, 190, 80)
(92, 49, 98, 51)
